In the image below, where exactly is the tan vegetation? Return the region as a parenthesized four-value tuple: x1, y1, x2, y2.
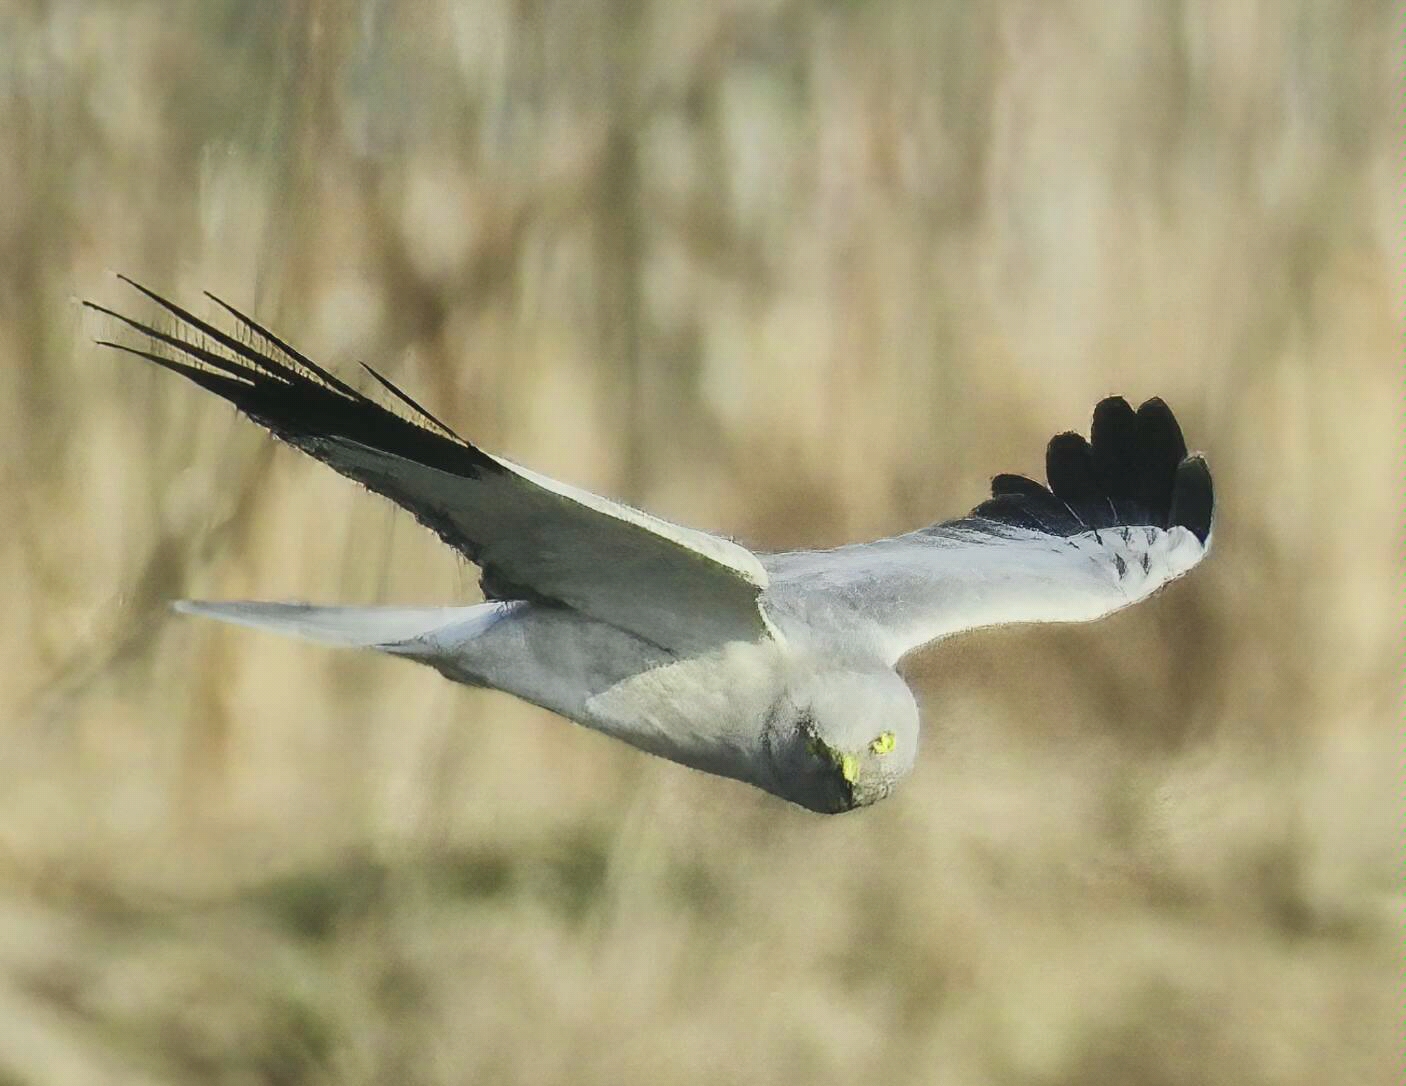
(1, 1, 1398, 1083)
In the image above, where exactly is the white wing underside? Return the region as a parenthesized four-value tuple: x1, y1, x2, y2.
(766, 522, 1209, 666)
(321, 438, 774, 654)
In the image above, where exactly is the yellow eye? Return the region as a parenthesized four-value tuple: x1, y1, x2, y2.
(870, 732, 896, 755)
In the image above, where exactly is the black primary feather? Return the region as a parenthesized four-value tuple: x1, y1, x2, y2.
(84, 278, 531, 596)
(952, 396, 1213, 544)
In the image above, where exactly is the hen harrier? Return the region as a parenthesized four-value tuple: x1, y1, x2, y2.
(86, 278, 1214, 813)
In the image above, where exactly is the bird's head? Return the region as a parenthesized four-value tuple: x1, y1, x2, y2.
(765, 667, 919, 814)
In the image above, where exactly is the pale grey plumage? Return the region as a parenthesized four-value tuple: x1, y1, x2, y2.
(89, 280, 1215, 814)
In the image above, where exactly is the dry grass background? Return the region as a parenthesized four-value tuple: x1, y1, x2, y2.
(0, 1, 1398, 1083)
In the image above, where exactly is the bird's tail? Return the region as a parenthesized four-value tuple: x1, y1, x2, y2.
(173, 599, 514, 655)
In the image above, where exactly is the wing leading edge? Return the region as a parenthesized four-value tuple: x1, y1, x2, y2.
(86, 278, 774, 655)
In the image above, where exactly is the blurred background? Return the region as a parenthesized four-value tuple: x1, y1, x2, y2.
(1, 2, 1398, 1083)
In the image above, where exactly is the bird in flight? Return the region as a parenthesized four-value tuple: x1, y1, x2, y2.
(86, 278, 1214, 814)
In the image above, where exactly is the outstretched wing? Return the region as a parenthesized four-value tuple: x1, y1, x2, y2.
(86, 278, 773, 654)
(763, 397, 1213, 665)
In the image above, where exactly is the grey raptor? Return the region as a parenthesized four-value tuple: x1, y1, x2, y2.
(86, 278, 1214, 814)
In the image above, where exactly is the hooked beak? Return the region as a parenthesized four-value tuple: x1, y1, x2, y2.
(804, 729, 859, 811)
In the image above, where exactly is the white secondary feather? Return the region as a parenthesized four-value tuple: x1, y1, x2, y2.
(494, 454, 768, 587)
(764, 521, 1210, 666)
(318, 437, 774, 654)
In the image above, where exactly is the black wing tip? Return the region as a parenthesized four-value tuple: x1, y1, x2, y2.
(87, 276, 499, 483)
(359, 360, 462, 439)
(990, 472, 1046, 498)
(1170, 453, 1214, 544)
(1094, 394, 1134, 413)
(111, 273, 173, 311)
(972, 395, 1214, 540)
(82, 297, 136, 325)
(1046, 430, 1088, 452)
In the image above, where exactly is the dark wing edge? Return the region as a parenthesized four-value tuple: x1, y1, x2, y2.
(86, 278, 777, 653)
(83, 276, 529, 597)
(941, 396, 1214, 545)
